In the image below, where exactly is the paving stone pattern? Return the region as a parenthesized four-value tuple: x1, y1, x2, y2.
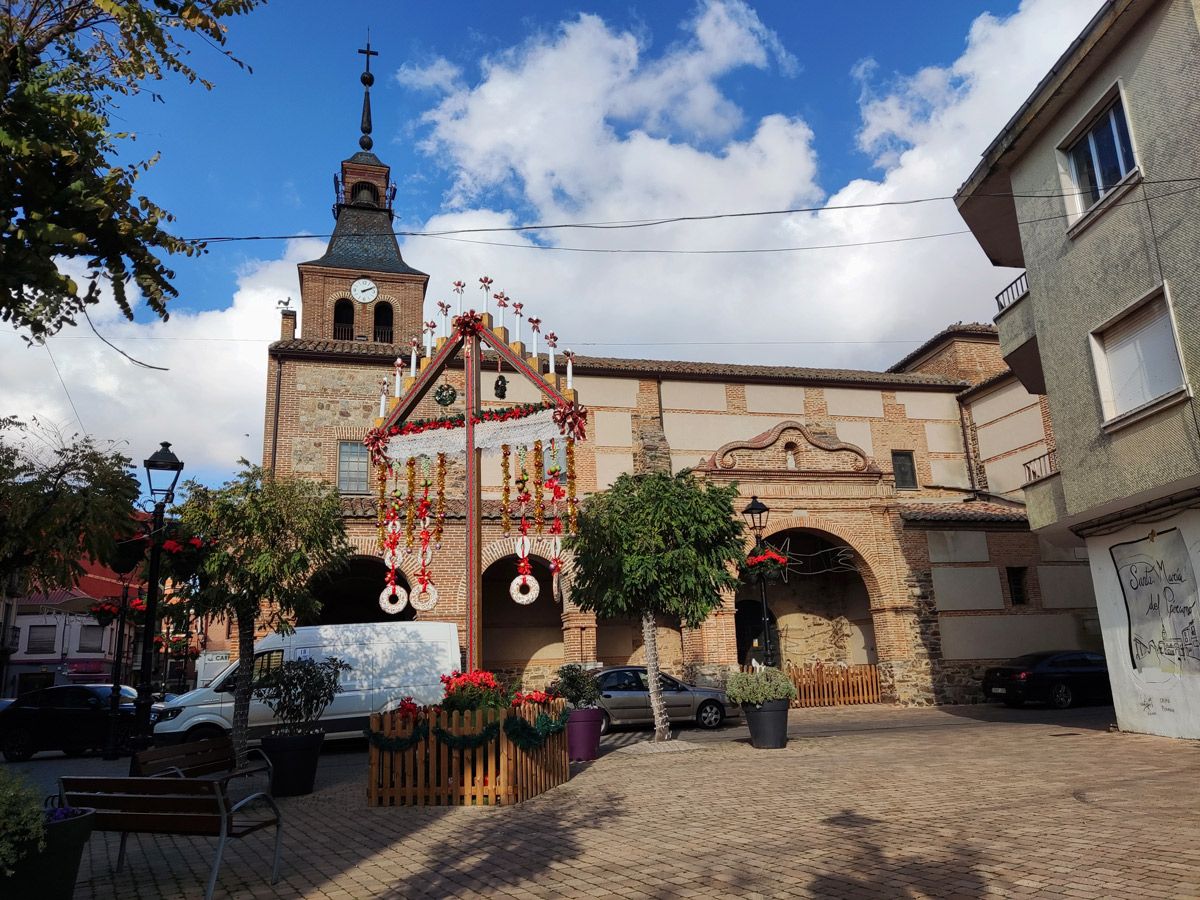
(58, 706, 1200, 898)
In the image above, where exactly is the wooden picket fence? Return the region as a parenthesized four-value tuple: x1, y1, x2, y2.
(367, 699, 569, 807)
(785, 661, 881, 707)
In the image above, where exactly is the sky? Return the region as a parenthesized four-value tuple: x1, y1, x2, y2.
(3, 0, 1106, 490)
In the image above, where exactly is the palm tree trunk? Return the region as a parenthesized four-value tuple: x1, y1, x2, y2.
(232, 611, 255, 765)
(642, 612, 671, 742)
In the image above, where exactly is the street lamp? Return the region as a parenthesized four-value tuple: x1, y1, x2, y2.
(134, 442, 183, 747)
(740, 496, 775, 668)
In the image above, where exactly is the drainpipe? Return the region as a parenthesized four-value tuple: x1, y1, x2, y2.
(269, 355, 284, 475)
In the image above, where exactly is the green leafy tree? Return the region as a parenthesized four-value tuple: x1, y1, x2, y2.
(1, 0, 265, 340)
(566, 471, 744, 741)
(0, 417, 140, 592)
(167, 464, 350, 760)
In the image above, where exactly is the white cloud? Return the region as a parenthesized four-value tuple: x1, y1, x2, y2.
(399, 0, 1103, 370)
(1, 239, 322, 478)
(395, 57, 463, 94)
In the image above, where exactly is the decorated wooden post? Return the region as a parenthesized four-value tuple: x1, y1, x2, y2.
(364, 279, 586, 671)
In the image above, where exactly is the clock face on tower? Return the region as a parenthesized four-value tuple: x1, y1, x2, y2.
(350, 278, 378, 303)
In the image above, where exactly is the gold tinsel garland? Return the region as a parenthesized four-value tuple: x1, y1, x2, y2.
(375, 462, 388, 549)
(566, 438, 578, 533)
(500, 444, 511, 534)
(532, 440, 545, 533)
(433, 453, 447, 543)
(405, 457, 417, 548)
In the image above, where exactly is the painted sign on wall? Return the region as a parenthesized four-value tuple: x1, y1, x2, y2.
(1109, 528, 1199, 677)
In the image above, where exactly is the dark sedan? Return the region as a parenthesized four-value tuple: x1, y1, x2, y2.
(0, 684, 137, 761)
(982, 651, 1111, 709)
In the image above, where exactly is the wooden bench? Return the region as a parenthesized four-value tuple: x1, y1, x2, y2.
(60, 775, 282, 900)
(132, 736, 272, 783)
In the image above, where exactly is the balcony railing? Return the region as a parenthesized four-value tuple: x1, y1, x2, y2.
(996, 271, 1029, 312)
(373, 326, 393, 344)
(1022, 449, 1059, 485)
(333, 323, 354, 341)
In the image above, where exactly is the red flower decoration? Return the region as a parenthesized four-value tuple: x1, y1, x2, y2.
(162, 539, 184, 553)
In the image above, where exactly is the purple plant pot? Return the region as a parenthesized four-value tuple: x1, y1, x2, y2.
(566, 707, 604, 761)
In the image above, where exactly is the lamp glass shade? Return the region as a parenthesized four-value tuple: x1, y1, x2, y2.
(144, 441, 184, 498)
(741, 496, 770, 534)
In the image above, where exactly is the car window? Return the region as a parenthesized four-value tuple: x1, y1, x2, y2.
(53, 687, 97, 709)
(659, 674, 684, 692)
(600, 670, 643, 692)
(18, 690, 49, 708)
(1051, 655, 1084, 669)
(251, 650, 283, 685)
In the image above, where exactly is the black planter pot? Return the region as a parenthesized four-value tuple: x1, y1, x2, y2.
(261, 732, 325, 796)
(5, 809, 95, 900)
(741, 699, 790, 749)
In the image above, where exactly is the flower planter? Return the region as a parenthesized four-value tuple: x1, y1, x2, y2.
(566, 707, 604, 762)
(5, 809, 95, 900)
(261, 732, 325, 797)
(742, 699, 790, 749)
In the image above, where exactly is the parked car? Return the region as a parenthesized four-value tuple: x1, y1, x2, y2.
(594, 666, 741, 734)
(981, 651, 1111, 709)
(153, 621, 460, 745)
(0, 684, 138, 761)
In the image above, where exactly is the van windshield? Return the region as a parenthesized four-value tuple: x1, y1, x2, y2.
(206, 659, 238, 689)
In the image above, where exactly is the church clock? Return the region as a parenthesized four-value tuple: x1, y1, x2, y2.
(350, 278, 378, 303)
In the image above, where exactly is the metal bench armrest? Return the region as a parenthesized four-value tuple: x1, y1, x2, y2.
(230, 790, 282, 821)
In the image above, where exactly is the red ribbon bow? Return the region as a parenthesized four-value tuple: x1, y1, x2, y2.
(553, 402, 588, 440)
(453, 311, 484, 335)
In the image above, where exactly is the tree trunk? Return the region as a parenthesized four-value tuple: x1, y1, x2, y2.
(642, 612, 671, 742)
(232, 611, 256, 765)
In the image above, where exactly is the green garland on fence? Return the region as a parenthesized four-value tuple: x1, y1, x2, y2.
(364, 720, 429, 751)
(432, 721, 500, 750)
(502, 709, 572, 751)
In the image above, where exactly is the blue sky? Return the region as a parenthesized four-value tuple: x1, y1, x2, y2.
(6, 0, 1104, 488)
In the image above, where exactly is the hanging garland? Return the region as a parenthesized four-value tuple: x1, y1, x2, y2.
(502, 709, 572, 751)
(511, 449, 537, 604)
(500, 444, 512, 534)
(364, 720, 429, 751)
(411, 457, 438, 611)
(545, 440, 566, 592)
(405, 457, 417, 549)
(433, 453, 447, 545)
(375, 461, 389, 550)
(384, 402, 553, 438)
(566, 438, 578, 534)
(532, 440, 545, 534)
(432, 721, 501, 750)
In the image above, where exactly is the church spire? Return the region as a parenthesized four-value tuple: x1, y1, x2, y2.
(358, 35, 378, 151)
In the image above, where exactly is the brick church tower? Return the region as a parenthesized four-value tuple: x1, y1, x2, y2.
(295, 41, 427, 345)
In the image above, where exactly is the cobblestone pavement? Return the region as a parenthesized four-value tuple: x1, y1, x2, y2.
(10, 703, 1200, 898)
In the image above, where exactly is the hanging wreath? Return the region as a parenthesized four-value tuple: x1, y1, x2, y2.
(379, 584, 408, 614)
(510, 576, 539, 604)
(434, 383, 457, 407)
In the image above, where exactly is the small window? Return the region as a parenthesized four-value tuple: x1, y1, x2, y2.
(373, 301, 393, 344)
(1065, 96, 1136, 212)
(26, 624, 56, 654)
(1092, 296, 1185, 420)
(1006, 567, 1028, 607)
(338, 441, 370, 494)
(77, 625, 103, 653)
(333, 298, 355, 341)
(892, 451, 918, 490)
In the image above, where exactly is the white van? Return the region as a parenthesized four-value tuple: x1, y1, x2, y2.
(152, 622, 459, 744)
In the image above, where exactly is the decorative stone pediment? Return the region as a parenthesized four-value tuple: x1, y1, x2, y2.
(701, 420, 878, 475)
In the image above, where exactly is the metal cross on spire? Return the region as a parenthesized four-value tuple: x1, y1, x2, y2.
(357, 34, 378, 150)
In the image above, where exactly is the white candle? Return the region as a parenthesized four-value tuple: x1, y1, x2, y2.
(394, 359, 403, 396)
(548, 346, 556, 375)
(566, 351, 573, 389)
(410, 341, 418, 378)
(514, 316, 522, 345)
(531, 329, 538, 359)
(379, 386, 386, 418)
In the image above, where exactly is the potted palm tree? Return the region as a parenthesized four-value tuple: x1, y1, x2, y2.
(725, 666, 797, 749)
(553, 664, 604, 761)
(253, 656, 350, 796)
(1, 769, 94, 899)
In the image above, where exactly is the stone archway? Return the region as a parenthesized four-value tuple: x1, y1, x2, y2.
(739, 527, 878, 667)
(303, 555, 414, 625)
(480, 554, 563, 688)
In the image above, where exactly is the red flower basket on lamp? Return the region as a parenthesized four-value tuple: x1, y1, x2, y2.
(742, 547, 788, 584)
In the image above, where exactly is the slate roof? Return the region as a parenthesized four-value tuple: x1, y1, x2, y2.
(301, 206, 426, 277)
(898, 501, 1028, 525)
(270, 341, 969, 390)
(886, 322, 999, 374)
(344, 151, 385, 167)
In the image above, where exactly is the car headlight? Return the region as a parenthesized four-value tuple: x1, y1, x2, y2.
(156, 707, 183, 722)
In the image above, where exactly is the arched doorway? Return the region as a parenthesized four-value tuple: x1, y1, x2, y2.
(302, 556, 414, 625)
(481, 556, 562, 686)
(736, 530, 877, 667)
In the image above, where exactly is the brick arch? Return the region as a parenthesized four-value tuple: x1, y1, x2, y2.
(454, 537, 579, 614)
(758, 515, 884, 609)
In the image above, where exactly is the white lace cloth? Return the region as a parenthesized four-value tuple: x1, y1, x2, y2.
(384, 408, 562, 459)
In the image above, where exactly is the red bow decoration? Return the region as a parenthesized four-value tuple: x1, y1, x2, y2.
(453, 311, 484, 335)
(478, 275, 493, 289)
(494, 291, 509, 309)
(512, 302, 523, 318)
(545, 331, 558, 348)
(528, 317, 542, 333)
(409, 336, 420, 350)
(452, 280, 466, 294)
(437, 301, 451, 316)
(363, 427, 390, 466)
(424, 320, 437, 335)
(553, 402, 588, 440)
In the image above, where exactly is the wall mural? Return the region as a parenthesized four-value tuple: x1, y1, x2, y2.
(1109, 528, 1200, 678)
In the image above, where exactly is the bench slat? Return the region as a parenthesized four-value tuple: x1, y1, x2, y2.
(61, 792, 221, 814)
(90, 810, 227, 836)
(61, 777, 219, 796)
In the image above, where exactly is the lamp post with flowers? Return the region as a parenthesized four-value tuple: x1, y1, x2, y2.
(740, 496, 776, 668)
(133, 442, 184, 746)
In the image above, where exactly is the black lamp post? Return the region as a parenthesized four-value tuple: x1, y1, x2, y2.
(740, 496, 775, 668)
(134, 442, 183, 747)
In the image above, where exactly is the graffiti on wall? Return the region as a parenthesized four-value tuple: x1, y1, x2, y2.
(1109, 528, 1200, 677)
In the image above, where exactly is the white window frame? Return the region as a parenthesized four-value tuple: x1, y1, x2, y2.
(336, 440, 371, 495)
(1056, 82, 1141, 225)
(1089, 286, 1189, 430)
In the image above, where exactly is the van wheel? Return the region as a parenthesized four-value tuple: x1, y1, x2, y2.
(186, 725, 227, 743)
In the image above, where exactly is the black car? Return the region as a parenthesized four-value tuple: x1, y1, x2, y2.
(0, 684, 138, 761)
(982, 651, 1111, 709)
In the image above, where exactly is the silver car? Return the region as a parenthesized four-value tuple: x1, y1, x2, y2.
(595, 666, 741, 733)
